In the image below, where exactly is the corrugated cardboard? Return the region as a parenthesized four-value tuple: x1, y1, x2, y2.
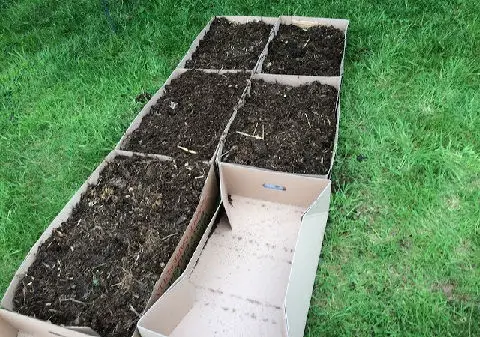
(0, 309, 100, 337)
(217, 73, 342, 178)
(256, 16, 349, 76)
(116, 68, 250, 161)
(177, 16, 278, 71)
(1, 150, 219, 337)
(137, 163, 331, 337)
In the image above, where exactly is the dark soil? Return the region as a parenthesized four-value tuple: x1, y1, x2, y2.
(263, 24, 345, 76)
(121, 70, 249, 160)
(223, 80, 338, 175)
(13, 155, 207, 337)
(185, 17, 272, 70)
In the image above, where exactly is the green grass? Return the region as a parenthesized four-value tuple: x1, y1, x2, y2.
(1, 0, 479, 335)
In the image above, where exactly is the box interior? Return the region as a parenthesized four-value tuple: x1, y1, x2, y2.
(137, 164, 331, 337)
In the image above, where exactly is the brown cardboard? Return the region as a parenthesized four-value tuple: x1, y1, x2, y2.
(217, 73, 342, 178)
(116, 68, 251, 162)
(256, 16, 349, 76)
(177, 16, 278, 71)
(1, 150, 219, 337)
(137, 163, 331, 337)
(0, 309, 101, 337)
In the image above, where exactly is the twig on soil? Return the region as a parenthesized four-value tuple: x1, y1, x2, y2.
(236, 131, 262, 140)
(221, 145, 237, 159)
(236, 126, 265, 140)
(302, 38, 311, 48)
(60, 298, 87, 305)
(129, 305, 141, 318)
(177, 145, 198, 155)
(160, 233, 176, 242)
(304, 113, 311, 127)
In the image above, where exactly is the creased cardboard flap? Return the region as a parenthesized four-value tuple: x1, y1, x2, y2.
(220, 162, 329, 211)
(138, 281, 195, 337)
(285, 182, 331, 337)
(252, 73, 341, 90)
(279, 16, 349, 30)
(0, 309, 97, 337)
(0, 310, 17, 337)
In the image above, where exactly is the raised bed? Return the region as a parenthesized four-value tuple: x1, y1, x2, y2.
(259, 16, 349, 76)
(1, 15, 350, 337)
(119, 69, 249, 161)
(220, 74, 341, 176)
(2, 151, 218, 337)
(178, 16, 277, 70)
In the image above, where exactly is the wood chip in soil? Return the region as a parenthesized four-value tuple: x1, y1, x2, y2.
(263, 24, 345, 76)
(121, 70, 249, 160)
(185, 17, 272, 70)
(223, 79, 338, 175)
(13, 155, 208, 337)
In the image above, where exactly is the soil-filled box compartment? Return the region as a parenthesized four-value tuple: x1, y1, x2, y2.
(220, 74, 341, 177)
(118, 69, 250, 161)
(137, 163, 331, 337)
(0, 150, 219, 337)
(260, 16, 349, 76)
(178, 16, 277, 71)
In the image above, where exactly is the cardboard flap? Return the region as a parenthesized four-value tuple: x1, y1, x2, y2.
(279, 16, 349, 31)
(221, 16, 278, 25)
(183, 205, 223, 276)
(137, 280, 195, 337)
(0, 309, 95, 337)
(285, 184, 331, 337)
(0, 311, 17, 337)
(303, 181, 331, 217)
(252, 73, 341, 90)
(66, 327, 100, 336)
(219, 163, 330, 223)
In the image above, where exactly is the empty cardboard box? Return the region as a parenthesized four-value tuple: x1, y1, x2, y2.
(137, 163, 331, 337)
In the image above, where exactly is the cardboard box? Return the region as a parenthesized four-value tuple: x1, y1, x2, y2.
(217, 73, 342, 178)
(256, 16, 349, 76)
(116, 68, 250, 161)
(0, 150, 219, 337)
(177, 16, 278, 71)
(1, 16, 347, 337)
(136, 162, 331, 337)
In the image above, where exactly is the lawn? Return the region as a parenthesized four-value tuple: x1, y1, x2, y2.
(1, 0, 479, 335)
